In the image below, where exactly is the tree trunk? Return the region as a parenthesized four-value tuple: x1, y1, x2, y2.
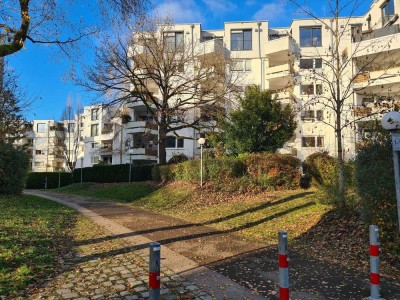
(158, 122, 167, 165)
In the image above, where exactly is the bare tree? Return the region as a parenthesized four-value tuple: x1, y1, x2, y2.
(58, 95, 82, 171)
(0, 0, 148, 58)
(82, 17, 240, 165)
(287, 0, 400, 195)
(0, 61, 31, 143)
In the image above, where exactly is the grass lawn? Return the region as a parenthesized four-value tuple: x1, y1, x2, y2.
(56, 182, 330, 244)
(0, 195, 76, 297)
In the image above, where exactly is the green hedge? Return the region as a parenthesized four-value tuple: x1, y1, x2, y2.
(355, 134, 398, 238)
(0, 143, 29, 195)
(152, 154, 300, 190)
(26, 172, 73, 189)
(72, 164, 153, 183)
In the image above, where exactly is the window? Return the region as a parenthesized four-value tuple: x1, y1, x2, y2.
(301, 84, 314, 95)
(91, 157, 99, 164)
(231, 29, 252, 51)
(91, 143, 99, 149)
(37, 123, 46, 133)
(231, 59, 252, 71)
(68, 123, 75, 133)
(164, 32, 184, 50)
(166, 136, 176, 148)
(315, 59, 322, 68)
(177, 138, 184, 148)
(300, 27, 322, 47)
(91, 108, 99, 121)
(91, 124, 99, 137)
(382, 0, 395, 25)
(300, 59, 313, 69)
(35, 150, 43, 155)
(316, 84, 323, 95)
(34, 161, 44, 166)
(302, 110, 315, 120)
(302, 137, 324, 147)
(316, 110, 324, 121)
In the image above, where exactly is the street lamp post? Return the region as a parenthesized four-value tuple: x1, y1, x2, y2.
(198, 138, 205, 187)
(128, 149, 134, 183)
(80, 156, 84, 184)
(381, 111, 400, 233)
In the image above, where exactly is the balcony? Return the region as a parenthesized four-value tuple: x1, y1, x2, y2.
(271, 90, 296, 105)
(99, 144, 113, 155)
(126, 121, 158, 135)
(266, 64, 295, 90)
(127, 92, 157, 108)
(354, 106, 372, 117)
(195, 38, 226, 57)
(353, 67, 400, 91)
(266, 36, 296, 57)
(127, 147, 158, 161)
(352, 24, 400, 58)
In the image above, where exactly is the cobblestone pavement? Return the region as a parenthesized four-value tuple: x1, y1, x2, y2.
(25, 216, 214, 300)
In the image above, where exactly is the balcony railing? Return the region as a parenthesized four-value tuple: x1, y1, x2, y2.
(354, 72, 370, 83)
(195, 38, 225, 56)
(353, 24, 400, 43)
(354, 106, 372, 117)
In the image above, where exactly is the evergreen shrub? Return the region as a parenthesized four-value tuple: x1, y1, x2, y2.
(0, 143, 29, 194)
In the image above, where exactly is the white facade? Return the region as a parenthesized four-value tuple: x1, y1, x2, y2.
(24, 0, 400, 169)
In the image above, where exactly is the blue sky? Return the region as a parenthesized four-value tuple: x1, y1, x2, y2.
(8, 0, 371, 121)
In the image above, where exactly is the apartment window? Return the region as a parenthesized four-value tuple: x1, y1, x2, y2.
(27, 139, 33, 145)
(166, 136, 176, 148)
(315, 58, 322, 68)
(35, 161, 44, 166)
(91, 108, 99, 121)
(301, 84, 314, 95)
(91, 157, 99, 164)
(177, 138, 184, 148)
(299, 59, 313, 69)
(316, 84, 323, 95)
(68, 123, 75, 133)
(316, 110, 324, 121)
(231, 59, 252, 71)
(231, 29, 252, 51)
(91, 143, 99, 149)
(37, 123, 46, 133)
(91, 124, 99, 137)
(302, 110, 315, 120)
(382, 0, 395, 25)
(302, 136, 324, 147)
(35, 150, 43, 155)
(164, 32, 184, 50)
(300, 27, 322, 47)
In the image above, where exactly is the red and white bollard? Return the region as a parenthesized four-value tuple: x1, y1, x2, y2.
(149, 242, 161, 300)
(278, 230, 289, 300)
(369, 225, 380, 300)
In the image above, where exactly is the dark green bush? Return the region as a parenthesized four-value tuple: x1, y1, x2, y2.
(242, 153, 301, 189)
(152, 165, 174, 182)
(355, 133, 398, 238)
(26, 172, 73, 189)
(72, 164, 152, 183)
(305, 151, 354, 207)
(168, 153, 188, 164)
(0, 143, 29, 194)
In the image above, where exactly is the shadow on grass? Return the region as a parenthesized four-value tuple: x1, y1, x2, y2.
(75, 192, 314, 246)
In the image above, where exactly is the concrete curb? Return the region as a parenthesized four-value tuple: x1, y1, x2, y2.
(25, 190, 266, 300)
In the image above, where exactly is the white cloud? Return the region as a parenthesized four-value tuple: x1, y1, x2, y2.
(253, 2, 286, 22)
(202, 0, 237, 14)
(152, 0, 204, 23)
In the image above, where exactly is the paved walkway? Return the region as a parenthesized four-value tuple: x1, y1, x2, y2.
(25, 190, 400, 300)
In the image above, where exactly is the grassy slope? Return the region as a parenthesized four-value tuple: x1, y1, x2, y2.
(0, 195, 76, 296)
(57, 182, 330, 244)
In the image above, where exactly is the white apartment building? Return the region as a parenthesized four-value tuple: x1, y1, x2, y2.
(24, 0, 400, 170)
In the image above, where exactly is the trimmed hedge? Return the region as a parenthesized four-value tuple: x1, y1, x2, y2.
(152, 153, 300, 190)
(26, 172, 73, 189)
(0, 143, 29, 194)
(72, 164, 153, 183)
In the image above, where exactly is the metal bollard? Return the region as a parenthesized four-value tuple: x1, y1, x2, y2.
(369, 225, 380, 300)
(278, 230, 289, 300)
(44, 176, 48, 189)
(149, 242, 161, 300)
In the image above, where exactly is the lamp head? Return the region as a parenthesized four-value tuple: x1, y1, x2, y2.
(198, 137, 206, 145)
(381, 111, 400, 131)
